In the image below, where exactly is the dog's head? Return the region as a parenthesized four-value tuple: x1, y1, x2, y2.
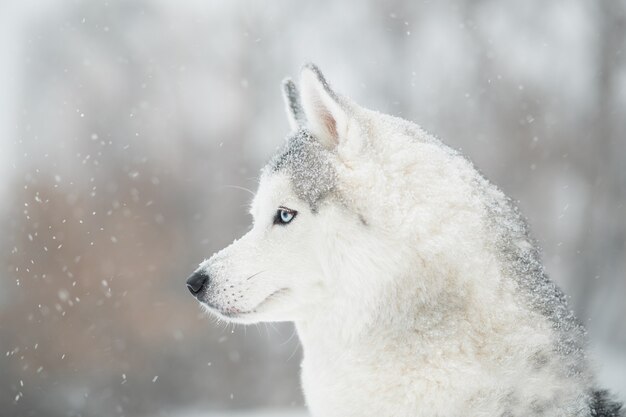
(186, 64, 473, 325)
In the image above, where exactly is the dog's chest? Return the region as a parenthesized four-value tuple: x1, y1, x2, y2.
(299, 350, 475, 417)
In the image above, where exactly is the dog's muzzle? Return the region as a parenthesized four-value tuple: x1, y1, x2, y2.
(186, 270, 210, 299)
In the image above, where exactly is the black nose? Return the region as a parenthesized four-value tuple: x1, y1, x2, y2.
(186, 271, 209, 296)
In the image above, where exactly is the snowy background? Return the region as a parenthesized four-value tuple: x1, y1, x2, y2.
(0, 0, 625, 416)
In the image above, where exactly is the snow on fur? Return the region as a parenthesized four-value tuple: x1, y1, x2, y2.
(190, 64, 624, 417)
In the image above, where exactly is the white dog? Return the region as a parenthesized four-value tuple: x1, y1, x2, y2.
(186, 64, 623, 417)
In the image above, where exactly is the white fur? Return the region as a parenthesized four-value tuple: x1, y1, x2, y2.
(192, 66, 606, 417)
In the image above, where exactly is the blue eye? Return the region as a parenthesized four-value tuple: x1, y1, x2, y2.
(274, 207, 297, 225)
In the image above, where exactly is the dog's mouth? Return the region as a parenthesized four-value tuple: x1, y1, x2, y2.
(203, 288, 290, 319)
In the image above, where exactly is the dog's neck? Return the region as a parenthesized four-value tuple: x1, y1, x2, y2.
(294, 279, 467, 361)
(294, 246, 517, 367)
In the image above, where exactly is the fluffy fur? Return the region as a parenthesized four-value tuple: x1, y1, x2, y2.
(187, 64, 623, 417)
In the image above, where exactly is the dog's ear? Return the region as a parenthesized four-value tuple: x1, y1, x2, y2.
(299, 63, 349, 149)
(282, 78, 306, 131)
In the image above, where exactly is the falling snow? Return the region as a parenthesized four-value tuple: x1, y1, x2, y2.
(0, 0, 624, 416)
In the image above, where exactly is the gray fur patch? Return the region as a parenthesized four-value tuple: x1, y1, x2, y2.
(474, 173, 588, 377)
(282, 78, 306, 128)
(266, 129, 336, 211)
(589, 390, 623, 416)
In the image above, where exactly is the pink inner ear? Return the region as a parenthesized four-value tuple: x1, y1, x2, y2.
(322, 111, 337, 142)
(301, 70, 343, 147)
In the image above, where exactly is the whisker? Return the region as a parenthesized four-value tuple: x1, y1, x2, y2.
(246, 271, 266, 281)
(267, 322, 279, 335)
(221, 184, 255, 196)
(287, 339, 302, 362)
(279, 324, 298, 346)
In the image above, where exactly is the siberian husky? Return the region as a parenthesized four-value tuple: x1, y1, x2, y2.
(185, 64, 623, 417)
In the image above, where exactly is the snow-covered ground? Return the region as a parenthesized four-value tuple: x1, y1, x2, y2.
(161, 409, 308, 417)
